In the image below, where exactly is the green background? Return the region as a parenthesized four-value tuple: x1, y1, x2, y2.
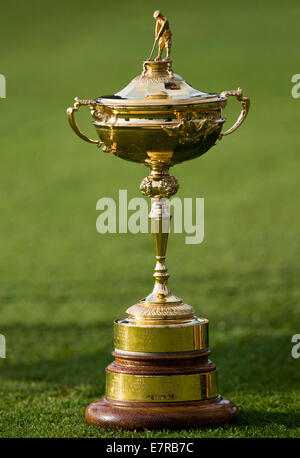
(0, 0, 299, 438)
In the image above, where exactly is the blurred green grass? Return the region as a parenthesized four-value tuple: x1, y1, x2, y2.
(0, 0, 299, 438)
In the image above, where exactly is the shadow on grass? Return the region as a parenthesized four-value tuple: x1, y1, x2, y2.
(0, 323, 113, 389)
(237, 409, 300, 429)
(213, 331, 299, 393)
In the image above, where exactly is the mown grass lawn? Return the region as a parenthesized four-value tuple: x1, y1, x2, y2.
(0, 0, 299, 438)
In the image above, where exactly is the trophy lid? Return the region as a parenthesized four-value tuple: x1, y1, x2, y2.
(96, 12, 222, 108)
(97, 60, 220, 107)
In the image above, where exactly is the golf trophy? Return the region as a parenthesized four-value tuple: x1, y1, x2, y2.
(67, 11, 250, 430)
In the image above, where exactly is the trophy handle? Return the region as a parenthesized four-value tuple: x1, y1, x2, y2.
(219, 88, 250, 138)
(67, 98, 103, 147)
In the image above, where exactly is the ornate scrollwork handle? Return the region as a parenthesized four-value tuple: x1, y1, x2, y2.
(66, 98, 103, 147)
(219, 88, 250, 138)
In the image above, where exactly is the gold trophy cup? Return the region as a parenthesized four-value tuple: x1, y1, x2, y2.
(67, 11, 249, 430)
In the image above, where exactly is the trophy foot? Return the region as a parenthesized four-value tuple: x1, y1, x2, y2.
(85, 396, 238, 431)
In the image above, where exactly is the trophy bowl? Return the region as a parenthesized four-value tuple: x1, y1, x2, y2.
(67, 60, 249, 166)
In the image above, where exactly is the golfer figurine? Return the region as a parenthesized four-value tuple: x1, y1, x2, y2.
(149, 11, 172, 61)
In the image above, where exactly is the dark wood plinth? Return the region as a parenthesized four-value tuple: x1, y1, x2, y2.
(85, 396, 238, 431)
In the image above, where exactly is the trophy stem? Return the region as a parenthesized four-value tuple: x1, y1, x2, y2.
(128, 155, 195, 317)
(147, 197, 172, 303)
(125, 155, 197, 320)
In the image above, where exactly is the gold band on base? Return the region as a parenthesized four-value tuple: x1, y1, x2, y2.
(106, 370, 218, 402)
(114, 317, 208, 353)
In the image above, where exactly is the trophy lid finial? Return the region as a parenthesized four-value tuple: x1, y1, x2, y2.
(148, 11, 172, 62)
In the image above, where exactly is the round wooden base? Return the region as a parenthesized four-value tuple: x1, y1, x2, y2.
(85, 395, 238, 431)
